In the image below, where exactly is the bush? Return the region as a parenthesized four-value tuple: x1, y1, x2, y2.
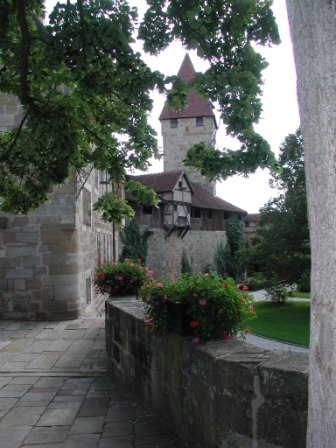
(119, 220, 148, 264)
(94, 259, 148, 296)
(181, 249, 192, 274)
(248, 272, 267, 291)
(265, 282, 290, 303)
(139, 273, 255, 341)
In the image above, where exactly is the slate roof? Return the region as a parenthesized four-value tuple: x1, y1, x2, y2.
(128, 171, 186, 193)
(128, 171, 246, 215)
(159, 54, 216, 125)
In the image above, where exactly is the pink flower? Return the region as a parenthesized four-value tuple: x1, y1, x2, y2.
(192, 337, 201, 344)
(242, 285, 249, 291)
(204, 273, 209, 276)
(248, 305, 254, 313)
(115, 275, 123, 281)
(199, 299, 207, 306)
(144, 318, 153, 325)
(156, 282, 163, 288)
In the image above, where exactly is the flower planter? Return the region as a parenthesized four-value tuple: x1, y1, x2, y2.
(166, 300, 192, 336)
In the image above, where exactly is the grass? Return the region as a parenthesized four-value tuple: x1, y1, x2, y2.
(248, 301, 310, 347)
(289, 290, 311, 299)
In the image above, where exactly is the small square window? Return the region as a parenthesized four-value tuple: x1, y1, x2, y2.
(196, 117, 204, 126)
(170, 118, 178, 128)
(143, 206, 153, 215)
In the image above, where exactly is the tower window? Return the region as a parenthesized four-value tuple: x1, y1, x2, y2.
(170, 118, 178, 128)
(196, 117, 204, 126)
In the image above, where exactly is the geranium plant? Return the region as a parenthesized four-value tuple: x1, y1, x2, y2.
(94, 259, 147, 296)
(139, 272, 255, 341)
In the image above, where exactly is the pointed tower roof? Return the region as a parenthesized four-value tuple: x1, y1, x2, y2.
(159, 54, 217, 125)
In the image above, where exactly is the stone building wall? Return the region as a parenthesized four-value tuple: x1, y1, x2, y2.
(145, 228, 227, 277)
(0, 93, 118, 320)
(162, 116, 216, 194)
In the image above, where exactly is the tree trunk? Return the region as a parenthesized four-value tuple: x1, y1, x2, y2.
(286, 0, 336, 445)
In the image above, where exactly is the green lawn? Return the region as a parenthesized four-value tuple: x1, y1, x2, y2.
(289, 291, 311, 299)
(248, 301, 310, 347)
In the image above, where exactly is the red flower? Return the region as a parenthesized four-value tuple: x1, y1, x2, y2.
(190, 320, 200, 328)
(242, 285, 249, 291)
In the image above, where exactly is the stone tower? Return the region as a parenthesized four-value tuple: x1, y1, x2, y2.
(159, 53, 217, 194)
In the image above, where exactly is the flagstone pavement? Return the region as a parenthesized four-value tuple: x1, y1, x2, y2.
(0, 319, 186, 448)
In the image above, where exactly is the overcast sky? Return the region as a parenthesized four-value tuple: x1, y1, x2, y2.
(45, 0, 300, 213)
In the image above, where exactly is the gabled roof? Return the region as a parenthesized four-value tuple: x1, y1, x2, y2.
(128, 171, 190, 193)
(127, 171, 246, 215)
(159, 54, 216, 124)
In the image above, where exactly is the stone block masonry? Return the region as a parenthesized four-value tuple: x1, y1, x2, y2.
(146, 228, 227, 277)
(106, 297, 308, 448)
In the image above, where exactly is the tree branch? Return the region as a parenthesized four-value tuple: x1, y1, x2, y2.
(17, 0, 31, 105)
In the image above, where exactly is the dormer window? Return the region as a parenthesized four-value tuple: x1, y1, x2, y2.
(196, 117, 204, 126)
(170, 118, 178, 128)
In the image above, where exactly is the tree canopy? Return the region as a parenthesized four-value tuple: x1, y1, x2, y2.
(0, 0, 279, 217)
(247, 129, 310, 285)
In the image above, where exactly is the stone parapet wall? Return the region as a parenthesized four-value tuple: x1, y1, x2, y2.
(106, 298, 308, 448)
(146, 228, 227, 277)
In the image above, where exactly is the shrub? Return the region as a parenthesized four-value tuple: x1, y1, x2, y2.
(248, 272, 267, 291)
(119, 220, 148, 264)
(139, 272, 255, 341)
(94, 259, 147, 296)
(181, 249, 192, 274)
(265, 282, 289, 303)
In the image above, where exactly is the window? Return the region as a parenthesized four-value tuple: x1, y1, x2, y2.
(143, 205, 153, 215)
(208, 210, 212, 219)
(191, 208, 201, 218)
(170, 118, 178, 128)
(196, 117, 204, 126)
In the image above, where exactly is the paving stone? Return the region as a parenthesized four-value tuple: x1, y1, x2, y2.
(22, 426, 71, 444)
(0, 384, 31, 398)
(70, 416, 105, 434)
(63, 434, 100, 448)
(27, 354, 60, 370)
(9, 376, 38, 385)
(98, 436, 133, 448)
(21, 444, 63, 448)
(16, 391, 56, 407)
(54, 354, 86, 369)
(102, 421, 134, 438)
(47, 340, 73, 352)
(0, 406, 45, 427)
(34, 377, 66, 388)
(0, 426, 32, 448)
(36, 407, 79, 426)
(78, 398, 110, 417)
